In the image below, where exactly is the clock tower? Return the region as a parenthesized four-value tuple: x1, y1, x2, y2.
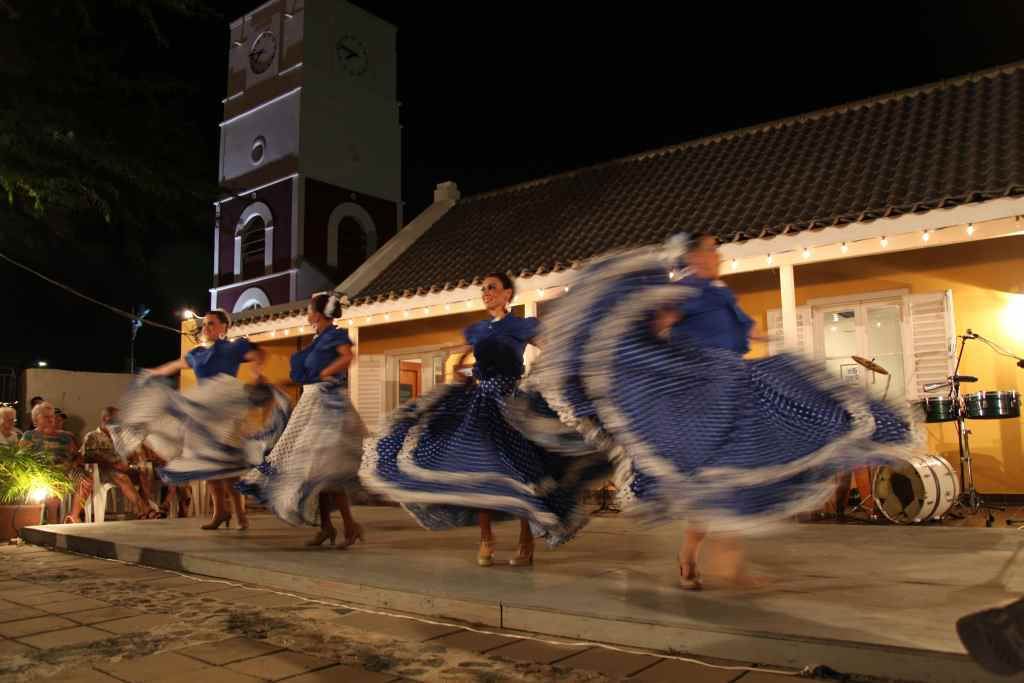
(210, 0, 401, 314)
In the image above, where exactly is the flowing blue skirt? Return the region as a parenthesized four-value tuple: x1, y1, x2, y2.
(110, 373, 290, 485)
(238, 379, 365, 527)
(359, 375, 609, 547)
(521, 246, 921, 533)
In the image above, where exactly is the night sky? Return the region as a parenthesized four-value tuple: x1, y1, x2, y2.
(4, 1, 1024, 375)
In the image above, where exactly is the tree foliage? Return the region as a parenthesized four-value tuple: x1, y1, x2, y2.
(0, 0, 250, 370)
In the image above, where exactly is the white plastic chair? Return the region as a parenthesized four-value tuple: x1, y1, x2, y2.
(84, 464, 115, 523)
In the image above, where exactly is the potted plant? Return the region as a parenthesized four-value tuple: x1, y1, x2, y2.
(0, 443, 73, 541)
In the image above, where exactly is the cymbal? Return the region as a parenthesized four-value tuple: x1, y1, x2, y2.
(852, 356, 889, 375)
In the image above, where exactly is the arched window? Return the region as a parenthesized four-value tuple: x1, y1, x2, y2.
(326, 202, 378, 282)
(335, 216, 368, 282)
(232, 287, 271, 313)
(234, 201, 274, 282)
(240, 215, 266, 279)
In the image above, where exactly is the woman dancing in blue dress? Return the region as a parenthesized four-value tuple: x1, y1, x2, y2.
(112, 309, 286, 530)
(522, 233, 918, 589)
(238, 292, 367, 548)
(361, 273, 605, 566)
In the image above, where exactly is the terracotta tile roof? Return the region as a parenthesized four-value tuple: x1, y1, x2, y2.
(355, 62, 1024, 305)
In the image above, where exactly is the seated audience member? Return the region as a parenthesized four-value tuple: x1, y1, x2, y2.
(20, 402, 91, 523)
(82, 407, 158, 519)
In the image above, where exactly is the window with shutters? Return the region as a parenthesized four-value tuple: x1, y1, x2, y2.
(352, 354, 386, 434)
(767, 289, 955, 400)
(240, 215, 266, 279)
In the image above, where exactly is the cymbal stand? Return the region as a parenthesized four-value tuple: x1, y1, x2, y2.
(949, 335, 1002, 527)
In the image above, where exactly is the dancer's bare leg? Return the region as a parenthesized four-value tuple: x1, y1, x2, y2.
(678, 525, 706, 589)
(306, 493, 337, 546)
(477, 510, 495, 566)
(201, 480, 230, 529)
(510, 518, 534, 566)
(334, 491, 363, 547)
(224, 478, 248, 529)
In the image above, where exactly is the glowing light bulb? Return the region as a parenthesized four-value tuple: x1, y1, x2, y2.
(425, 307, 431, 314)
(922, 230, 931, 242)
(347, 320, 353, 326)
(802, 247, 811, 259)
(536, 289, 545, 298)
(967, 223, 975, 237)
(668, 271, 675, 280)
(880, 236, 889, 248)
(465, 301, 472, 309)
(444, 304, 451, 312)
(564, 285, 570, 292)
(28, 486, 49, 503)
(766, 254, 773, 265)
(181, 309, 195, 320)
(840, 242, 849, 254)
(403, 310, 410, 318)
(730, 259, 738, 271)
(384, 313, 391, 321)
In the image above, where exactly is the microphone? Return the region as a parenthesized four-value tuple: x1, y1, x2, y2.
(963, 329, 978, 340)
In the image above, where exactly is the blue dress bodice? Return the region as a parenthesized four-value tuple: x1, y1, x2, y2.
(186, 338, 254, 380)
(290, 327, 352, 385)
(672, 275, 754, 355)
(464, 315, 539, 379)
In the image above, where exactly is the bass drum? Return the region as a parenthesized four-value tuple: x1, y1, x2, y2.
(873, 454, 960, 524)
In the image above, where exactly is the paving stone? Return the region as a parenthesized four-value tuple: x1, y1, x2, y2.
(338, 611, 462, 641)
(137, 574, 195, 585)
(0, 638, 35, 657)
(628, 658, 741, 681)
(0, 545, 46, 555)
(487, 639, 591, 665)
(0, 605, 47, 622)
(206, 587, 300, 608)
(0, 583, 60, 598)
(0, 615, 77, 637)
(38, 597, 110, 615)
(85, 565, 163, 579)
(558, 647, 662, 677)
(178, 636, 283, 665)
(38, 668, 122, 682)
(226, 650, 334, 680)
(96, 651, 211, 682)
(5, 589, 82, 605)
(734, 672, 800, 682)
(429, 629, 519, 653)
(94, 613, 174, 634)
(151, 668, 267, 683)
(283, 664, 400, 682)
(65, 606, 142, 625)
(175, 580, 234, 595)
(16, 625, 112, 649)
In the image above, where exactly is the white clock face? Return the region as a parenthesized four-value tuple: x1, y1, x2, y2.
(335, 35, 368, 76)
(249, 31, 277, 74)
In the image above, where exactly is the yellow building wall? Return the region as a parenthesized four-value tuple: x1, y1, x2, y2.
(358, 306, 527, 355)
(728, 236, 1024, 493)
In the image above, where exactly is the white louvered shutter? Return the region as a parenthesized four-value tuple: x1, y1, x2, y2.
(904, 290, 956, 399)
(766, 306, 813, 357)
(353, 354, 386, 434)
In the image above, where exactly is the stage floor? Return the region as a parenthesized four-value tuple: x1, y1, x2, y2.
(21, 509, 1024, 683)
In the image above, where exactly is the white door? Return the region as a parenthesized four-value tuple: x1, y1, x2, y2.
(817, 299, 907, 401)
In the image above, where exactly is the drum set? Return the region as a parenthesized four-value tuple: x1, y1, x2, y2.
(833, 329, 1021, 527)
